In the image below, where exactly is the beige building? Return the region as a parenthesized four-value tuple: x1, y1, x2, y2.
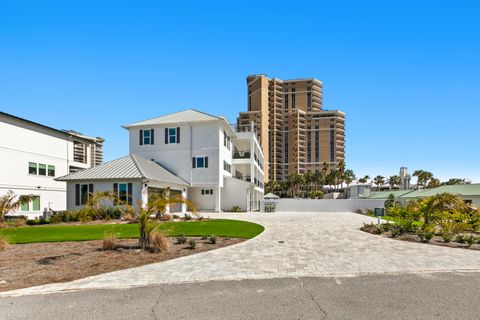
(237, 74, 345, 181)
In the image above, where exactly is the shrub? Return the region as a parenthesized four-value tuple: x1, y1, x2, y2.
(228, 206, 242, 212)
(397, 219, 417, 233)
(208, 235, 217, 244)
(307, 191, 324, 199)
(49, 213, 63, 224)
(102, 232, 116, 250)
(162, 214, 173, 221)
(417, 225, 435, 243)
(380, 223, 391, 233)
(26, 217, 50, 226)
(391, 227, 401, 238)
(173, 214, 180, 219)
(361, 222, 381, 235)
(176, 234, 187, 244)
(188, 239, 196, 249)
(122, 211, 135, 222)
(184, 214, 192, 221)
(149, 231, 170, 253)
(0, 236, 8, 251)
(465, 235, 476, 247)
(13, 218, 26, 227)
(201, 236, 208, 240)
(456, 234, 466, 244)
(440, 230, 453, 243)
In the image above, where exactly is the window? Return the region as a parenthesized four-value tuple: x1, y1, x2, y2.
(307, 126, 312, 163)
(113, 183, 133, 205)
(292, 94, 296, 109)
(192, 156, 208, 168)
(223, 161, 231, 173)
(29, 162, 37, 175)
(201, 189, 213, 195)
(223, 131, 231, 150)
(140, 129, 155, 145)
(284, 94, 288, 110)
(32, 196, 40, 211)
(315, 126, 319, 162)
(118, 183, 127, 203)
(307, 92, 312, 110)
(48, 165, 55, 177)
(21, 201, 29, 211)
(330, 130, 335, 162)
(75, 183, 94, 206)
(38, 164, 47, 176)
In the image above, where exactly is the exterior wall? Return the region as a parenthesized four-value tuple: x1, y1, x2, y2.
(221, 177, 252, 211)
(66, 180, 143, 211)
(128, 122, 231, 187)
(0, 113, 102, 216)
(189, 187, 215, 211)
(266, 199, 386, 213)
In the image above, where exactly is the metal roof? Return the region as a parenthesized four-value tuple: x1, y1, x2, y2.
(368, 190, 415, 199)
(56, 154, 189, 186)
(399, 184, 480, 198)
(122, 109, 223, 128)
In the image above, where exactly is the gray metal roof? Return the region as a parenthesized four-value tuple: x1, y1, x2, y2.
(56, 154, 189, 186)
(123, 109, 222, 128)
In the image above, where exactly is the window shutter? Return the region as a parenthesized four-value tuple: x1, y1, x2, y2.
(113, 183, 118, 205)
(192, 157, 196, 168)
(139, 130, 143, 145)
(150, 129, 154, 145)
(165, 128, 168, 144)
(205, 157, 208, 168)
(75, 184, 80, 206)
(127, 183, 133, 205)
(176, 127, 180, 143)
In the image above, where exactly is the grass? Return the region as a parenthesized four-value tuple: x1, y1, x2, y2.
(0, 219, 264, 244)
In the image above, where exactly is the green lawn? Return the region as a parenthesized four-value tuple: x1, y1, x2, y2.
(0, 219, 264, 244)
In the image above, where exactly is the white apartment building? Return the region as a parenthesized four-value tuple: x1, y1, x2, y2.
(0, 111, 104, 218)
(59, 109, 264, 212)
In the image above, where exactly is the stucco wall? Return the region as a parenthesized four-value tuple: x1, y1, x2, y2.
(265, 199, 387, 213)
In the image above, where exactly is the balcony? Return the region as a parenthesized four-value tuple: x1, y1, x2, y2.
(233, 151, 251, 159)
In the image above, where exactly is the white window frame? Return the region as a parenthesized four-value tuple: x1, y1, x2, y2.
(168, 127, 177, 144)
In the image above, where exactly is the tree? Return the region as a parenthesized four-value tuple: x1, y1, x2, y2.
(373, 175, 385, 191)
(413, 170, 433, 189)
(265, 180, 279, 195)
(0, 191, 34, 222)
(82, 191, 118, 220)
(427, 178, 441, 189)
(358, 175, 370, 184)
(420, 192, 463, 226)
(344, 169, 356, 189)
(136, 192, 196, 250)
(444, 178, 469, 186)
(287, 173, 305, 198)
(388, 175, 401, 190)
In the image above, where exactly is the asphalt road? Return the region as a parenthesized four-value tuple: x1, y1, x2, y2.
(1, 272, 480, 320)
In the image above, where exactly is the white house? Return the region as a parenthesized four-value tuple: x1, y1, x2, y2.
(0, 111, 104, 218)
(59, 109, 264, 212)
(57, 154, 189, 213)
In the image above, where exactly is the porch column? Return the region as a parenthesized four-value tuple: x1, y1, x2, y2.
(141, 184, 148, 209)
(214, 186, 221, 212)
(165, 189, 170, 214)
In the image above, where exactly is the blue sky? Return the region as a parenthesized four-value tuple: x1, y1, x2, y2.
(1, 1, 479, 182)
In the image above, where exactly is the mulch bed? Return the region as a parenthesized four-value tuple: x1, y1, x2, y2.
(361, 228, 480, 251)
(0, 237, 244, 292)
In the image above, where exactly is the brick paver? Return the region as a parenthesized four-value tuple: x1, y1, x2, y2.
(3, 212, 480, 296)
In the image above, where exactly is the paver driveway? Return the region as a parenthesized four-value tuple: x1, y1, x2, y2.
(3, 211, 480, 296)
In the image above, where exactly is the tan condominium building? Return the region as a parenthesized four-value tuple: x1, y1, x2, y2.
(236, 74, 345, 182)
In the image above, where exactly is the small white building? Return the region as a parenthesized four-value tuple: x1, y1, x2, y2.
(60, 109, 264, 212)
(0, 111, 104, 218)
(57, 154, 189, 213)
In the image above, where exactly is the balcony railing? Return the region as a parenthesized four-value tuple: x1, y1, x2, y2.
(233, 151, 251, 159)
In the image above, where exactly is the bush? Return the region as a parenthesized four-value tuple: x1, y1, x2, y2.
(307, 191, 324, 199)
(173, 214, 180, 219)
(465, 235, 476, 247)
(361, 222, 381, 235)
(440, 231, 453, 243)
(417, 225, 435, 243)
(201, 236, 208, 240)
(455, 234, 466, 244)
(26, 217, 50, 226)
(162, 214, 173, 221)
(380, 223, 392, 233)
(102, 232, 117, 250)
(208, 235, 217, 244)
(184, 214, 192, 221)
(397, 219, 418, 233)
(176, 234, 187, 244)
(0, 236, 8, 251)
(188, 239, 196, 249)
(149, 231, 170, 253)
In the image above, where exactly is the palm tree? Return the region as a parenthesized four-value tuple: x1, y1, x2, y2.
(388, 175, 401, 190)
(413, 170, 433, 189)
(287, 173, 305, 198)
(321, 162, 329, 188)
(358, 175, 370, 184)
(427, 178, 441, 189)
(373, 175, 385, 191)
(0, 191, 34, 222)
(344, 169, 356, 189)
(421, 192, 463, 226)
(82, 191, 118, 220)
(304, 171, 315, 196)
(136, 191, 196, 250)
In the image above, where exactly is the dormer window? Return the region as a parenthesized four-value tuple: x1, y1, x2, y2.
(139, 129, 154, 145)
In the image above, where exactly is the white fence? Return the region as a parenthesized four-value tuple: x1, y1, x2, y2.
(262, 199, 386, 213)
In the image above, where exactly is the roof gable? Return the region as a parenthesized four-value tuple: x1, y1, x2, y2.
(123, 109, 222, 128)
